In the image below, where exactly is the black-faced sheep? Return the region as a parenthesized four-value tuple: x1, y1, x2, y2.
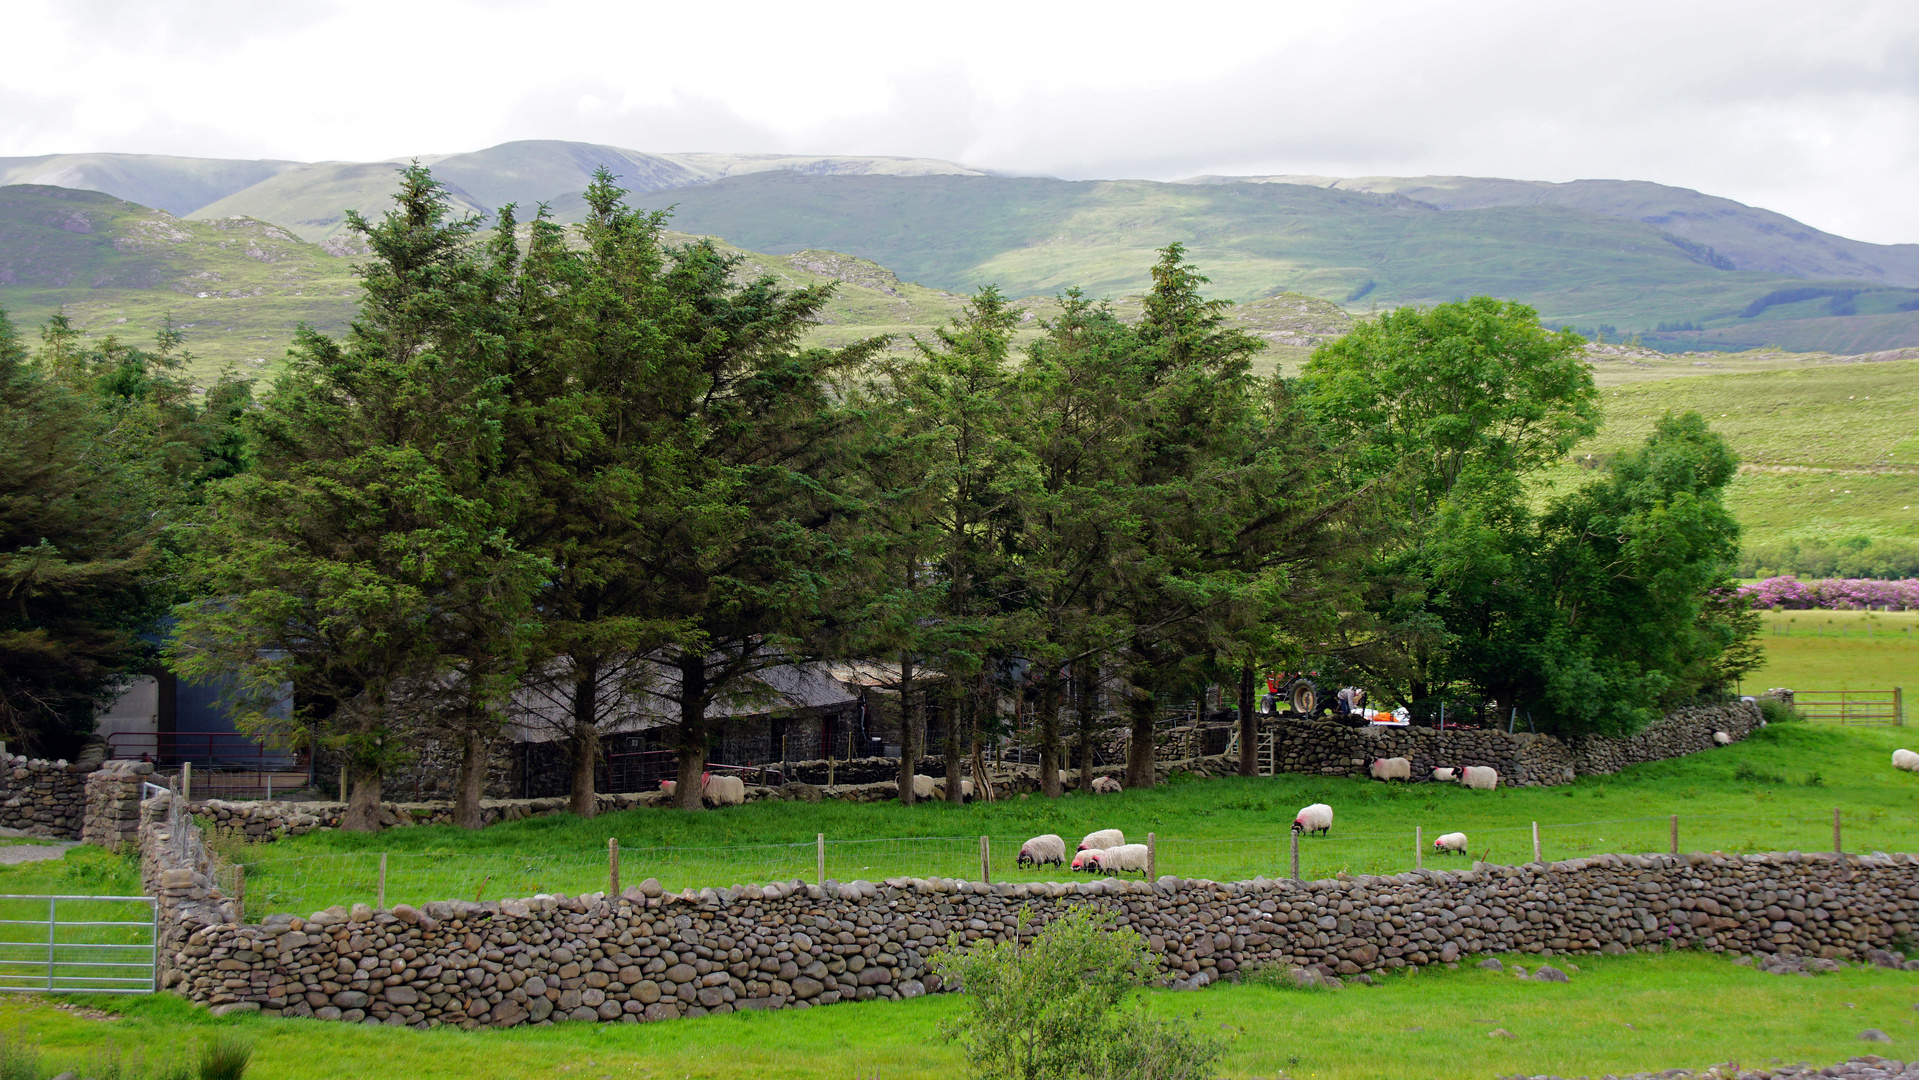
(1291, 802, 1333, 837)
(1432, 831, 1468, 854)
(1017, 834, 1066, 869)
(1079, 828, 1125, 851)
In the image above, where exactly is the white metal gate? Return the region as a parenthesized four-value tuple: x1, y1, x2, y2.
(0, 894, 157, 994)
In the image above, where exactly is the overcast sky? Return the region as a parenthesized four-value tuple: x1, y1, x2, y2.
(5, 0, 1917, 244)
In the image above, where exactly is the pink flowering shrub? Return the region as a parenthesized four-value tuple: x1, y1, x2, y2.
(1740, 576, 1919, 610)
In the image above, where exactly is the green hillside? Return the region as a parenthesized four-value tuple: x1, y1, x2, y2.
(655, 173, 1919, 353)
(0, 184, 360, 376)
(0, 152, 300, 216)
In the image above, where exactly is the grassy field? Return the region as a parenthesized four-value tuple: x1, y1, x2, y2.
(10, 948, 1919, 1079)
(93, 723, 1914, 920)
(1743, 609, 1919, 694)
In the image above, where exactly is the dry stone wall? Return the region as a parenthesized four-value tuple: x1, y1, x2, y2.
(0, 753, 94, 837)
(81, 760, 152, 851)
(144, 780, 1919, 1027)
(1263, 701, 1760, 786)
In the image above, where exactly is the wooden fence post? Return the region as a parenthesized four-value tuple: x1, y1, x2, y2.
(1290, 830, 1300, 883)
(1670, 814, 1678, 855)
(182, 761, 192, 804)
(377, 852, 387, 910)
(1146, 832, 1156, 880)
(979, 836, 991, 884)
(608, 838, 620, 897)
(1834, 807, 1842, 854)
(1896, 686, 1905, 727)
(1415, 826, 1423, 870)
(1531, 821, 1541, 864)
(817, 833, 826, 886)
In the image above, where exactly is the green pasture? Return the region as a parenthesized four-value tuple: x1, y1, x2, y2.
(1744, 609, 1919, 694)
(73, 723, 1911, 919)
(11, 948, 1919, 1080)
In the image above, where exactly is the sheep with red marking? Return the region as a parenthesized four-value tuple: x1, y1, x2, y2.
(1292, 802, 1333, 837)
(1433, 831, 1469, 855)
(1017, 834, 1067, 869)
(1079, 828, 1125, 852)
(1369, 756, 1411, 782)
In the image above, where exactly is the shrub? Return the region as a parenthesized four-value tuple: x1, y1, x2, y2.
(929, 906, 1222, 1080)
(199, 1037, 251, 1080)
(1756, 698, 1797, 725)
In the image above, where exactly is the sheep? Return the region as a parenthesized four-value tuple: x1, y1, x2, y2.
(1070, 848, 1107, 873)
(1430, 767, 1457, 783)
(1893, 749, 1919, 773)
(703, 774, 745, 806)
(1369, 756, 1411, 782)
(1292, 802, 1333, 837)
(1079, 828, 1125, 852)
(910, 774, 938, 799)
(1017, 834, 1067, 869)
(1095, 843, 1151, 876)
(927, 777, 975, 802)
(1092, 776, 1122, 794)
(1713, 731, 1732, 746)
(1458, 765, 1499, 791)
(1432, 831, 1469, 855)
(659, 780, 675, 796)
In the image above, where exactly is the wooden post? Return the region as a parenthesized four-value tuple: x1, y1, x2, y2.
(1896, 686, 1905, 727)
(608, 838, 620, 897)
(817, 833, 826, 886)
(827, 753, 835, 788)
(182, 761, 192, 804)
(234, 864, 245, 920)
(1531, 821, 1541, 864)
(1146, 832, 1157, 880)
(1415, 826, 1423, 870)
(1290, 829, 1300, 882)
(265, 774, 273, 802)
(979, 836, 991, 884)
(377, 852, 388, 910)
(1670, 814, 1679, 855)
(1834, 807, 1842, 854)
(340, 765, 348, 802)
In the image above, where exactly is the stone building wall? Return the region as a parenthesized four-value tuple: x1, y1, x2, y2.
(146, 780, 1919, 1027)
(0, 753, 94, 837)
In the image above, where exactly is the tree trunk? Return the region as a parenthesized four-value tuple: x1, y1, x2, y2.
(1037, 673, 1062, 798)
(343, 769, 383, 833)
(673, 655, 709, 811)
(1125, 670, 1157, 790)
(1238, 664, 1258, 778)
(944, 682, 966, 804)
(1075, 662, 1096, 794)
(896, 652, 917, 806)
(568, 656, 600, 818)
(454, 726, 489, 829)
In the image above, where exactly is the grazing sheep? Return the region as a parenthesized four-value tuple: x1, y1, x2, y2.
(1017, 834, 1067, 869)
(1079, 828, 1125, 852)
(1096, 843, 1151, 876)
(1292, 803, 1333, 837)
(1458, 765, 1499, 791)
(1369, 756, 1412, 782)
(659, 780, 676, 796)
(1070, 848, 1107, 873)
(703, 774, 746, 806)
(910, 774, 938, 799)
(1092, 776, 1122, 794)
(928, 778, 975, 802)
(1713, 731, 1733, 746)
(1893, 749, 1919, 773)
(1430, 767, 1457, 783)
(1433, 831, 1469, 855)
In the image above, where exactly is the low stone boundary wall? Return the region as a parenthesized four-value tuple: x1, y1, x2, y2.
(0, 753, 95, 837)
(82, 760, 152, 851)
(1569, 703, 1766, 775)
(145, 770, 1919, 1027)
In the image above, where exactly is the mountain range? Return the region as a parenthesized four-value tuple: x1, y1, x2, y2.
(4, 139, 1919, 359)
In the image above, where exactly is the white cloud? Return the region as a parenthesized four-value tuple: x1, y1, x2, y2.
(2, 0, 1916, 243)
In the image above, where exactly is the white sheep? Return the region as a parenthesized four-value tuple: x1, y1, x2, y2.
(1079, 828, 1125, 851)
(1092, 776, 1122, 794)
(1369, 756, 1411, 782)
(1292, 803, 1333, 837)
(1096, 843, 1151, 876)
(910, 774, 938, 799)
(703, 774, 745, 806)
(1430, 767, 1457, 783)
(1458, 765, 1499, 791)
(1713, 731, 1732, 746)
(1893, 749, 1919, 773)
(1432, 831, 1469, 855)
(928, 777, 975, 801)
(1017, 834, 1067, 869)
(1070, 848, 1107, 873)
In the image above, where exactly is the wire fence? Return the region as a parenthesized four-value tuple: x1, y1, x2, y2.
(221, 809, 1918, 920)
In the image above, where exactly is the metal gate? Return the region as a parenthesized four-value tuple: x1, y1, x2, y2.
(0, 894, 157, 993)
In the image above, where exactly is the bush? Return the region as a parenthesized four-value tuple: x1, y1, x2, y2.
(198, 1037, 251, 1080)
(930, 906, 1223, 1080)
(1756, 698, 1798, 725)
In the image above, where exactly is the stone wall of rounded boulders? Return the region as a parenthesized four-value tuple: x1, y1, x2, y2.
(82, 760, 152, 851)
(0, 752, 95, 837)
(145, 775, 1919, 1027)
(1260, 701, 1762, 787)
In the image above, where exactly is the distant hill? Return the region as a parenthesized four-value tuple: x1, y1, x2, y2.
(0, 153, 301, 217)
(657, 172, 1919, 353)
